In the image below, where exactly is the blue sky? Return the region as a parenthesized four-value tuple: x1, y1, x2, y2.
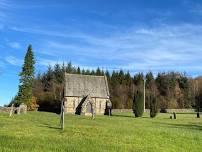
(1, 0, 202, 105)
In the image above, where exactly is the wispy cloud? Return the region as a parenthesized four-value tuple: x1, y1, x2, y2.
(27, 23, 202, 73)
(0, 0, 11, 8)
(0, 0, 11, 22)
(5, 56, 23, 66)
(6, 41, 21, 49)
(37, 58, 99, 71)
(3, 1, 202, 75)
(37, 58, 64, 67)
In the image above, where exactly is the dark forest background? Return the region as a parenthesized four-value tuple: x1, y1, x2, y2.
(31, 62, 202, 113)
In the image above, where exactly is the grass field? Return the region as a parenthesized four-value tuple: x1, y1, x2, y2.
(0, 111, 201, 152)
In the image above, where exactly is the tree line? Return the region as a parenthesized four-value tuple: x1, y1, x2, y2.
(10, 45, 202, 114)
(32, 63, 201, 113)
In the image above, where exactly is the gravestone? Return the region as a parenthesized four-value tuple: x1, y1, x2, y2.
(173, 112, 176, 119)
(9, 104, 14, 117)
(17, 103, 27, 114)
(106, 100, 112, 117)
(197, 107, 200, 118)
(197, 112, 200, 118)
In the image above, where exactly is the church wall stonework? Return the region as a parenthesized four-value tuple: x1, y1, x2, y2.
(64, 96, 108, 115)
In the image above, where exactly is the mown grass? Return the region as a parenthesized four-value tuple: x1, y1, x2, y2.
(0, 111, 201, 152)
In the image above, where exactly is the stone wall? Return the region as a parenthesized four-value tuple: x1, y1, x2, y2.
(112, 109, 201, 113)
(0, 107, 12, 113)
(112, 109, 133, 113)
(164, 109, 199, 113)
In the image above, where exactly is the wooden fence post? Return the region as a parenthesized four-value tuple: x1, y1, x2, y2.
(60, 99, 65, 130)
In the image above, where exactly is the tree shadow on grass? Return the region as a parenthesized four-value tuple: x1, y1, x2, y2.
(155, 122, 202, 131)
(112, 114, 150, 119)
(39, 123, 61, 130)
(112, 114, 134, 118)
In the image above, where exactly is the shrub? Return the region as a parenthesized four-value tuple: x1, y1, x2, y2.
(160, 108, 167, 113)
(150, 95, 158, 118)
(133, 90, 144, 117)
(29, 96, 39, 111)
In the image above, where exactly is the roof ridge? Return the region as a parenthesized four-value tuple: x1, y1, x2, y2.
(65, 73, 105, 77)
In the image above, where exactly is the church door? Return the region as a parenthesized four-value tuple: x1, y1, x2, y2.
(87, 102, 92, 113)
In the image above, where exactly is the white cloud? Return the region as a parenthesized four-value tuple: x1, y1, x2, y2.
(33, 24, 201, 71)
(7, 42, 21, 49)
(5, 56, 23, 66)
(37, 58, 99, 71)
(8, 22, 202, 74)
(37, 58, 63, 67)
(0, 0, 11, 22)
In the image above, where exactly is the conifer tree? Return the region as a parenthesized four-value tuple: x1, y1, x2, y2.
(66, 62, 73, 73)
(77, 67, 81, 74)
(16, 45, 35, 106)
(54, 64, 63, 83)
(149, 80, 158, 118)
(96, 67, 102, 75)
(133, 90, 144, 117)
(150, 95, 158, 118)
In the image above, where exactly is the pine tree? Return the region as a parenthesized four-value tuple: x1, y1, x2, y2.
(42, 66, 54, 92)
(81, 69, 85, 74)
(54, 64, 63, 84)
(96, 67, 102, 76)
(66, 62, 73, 73)
(91, 70, 95, 75)
(77, 67, 81, 74)
(146, 72, 154, 85)
(16, 45, 35, 106)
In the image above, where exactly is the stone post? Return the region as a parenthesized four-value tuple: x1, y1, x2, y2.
(9, 104, 14, 117)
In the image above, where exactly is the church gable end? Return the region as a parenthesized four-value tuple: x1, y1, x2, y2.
(64, 73, 111, 115)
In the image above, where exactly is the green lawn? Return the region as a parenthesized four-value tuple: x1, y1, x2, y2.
(0, 111, 201, 152)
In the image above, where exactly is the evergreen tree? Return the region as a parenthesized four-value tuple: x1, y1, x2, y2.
(133, 90, 144, 117)
(124, 71, 132, 85)
(66, 62, 73, 73)
(81, 69, 85, 75)
(54, 64, 64, 84)
(150, 95, 158, 118)
(77, 67, 81, 74)
(134, 73, 144, 86)
(42, 65, 54, 92)
(85, 69, 91, 75)
(61, 62, 66, 73)
(146, 72, 154, 85)
(105, 70, 110, 82)
(91, 70, 95, 75)
(96, 67, 102, 75)
(16, 45, 35, 106)
(118, 70, 124, 84)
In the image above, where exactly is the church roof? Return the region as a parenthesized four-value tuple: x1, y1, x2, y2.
(64, 73, 110, 98)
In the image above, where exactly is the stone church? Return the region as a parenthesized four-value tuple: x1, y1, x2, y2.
(64, 73, 112, 115)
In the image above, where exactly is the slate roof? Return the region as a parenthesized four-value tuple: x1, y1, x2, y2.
(64, 73, 110, 98)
